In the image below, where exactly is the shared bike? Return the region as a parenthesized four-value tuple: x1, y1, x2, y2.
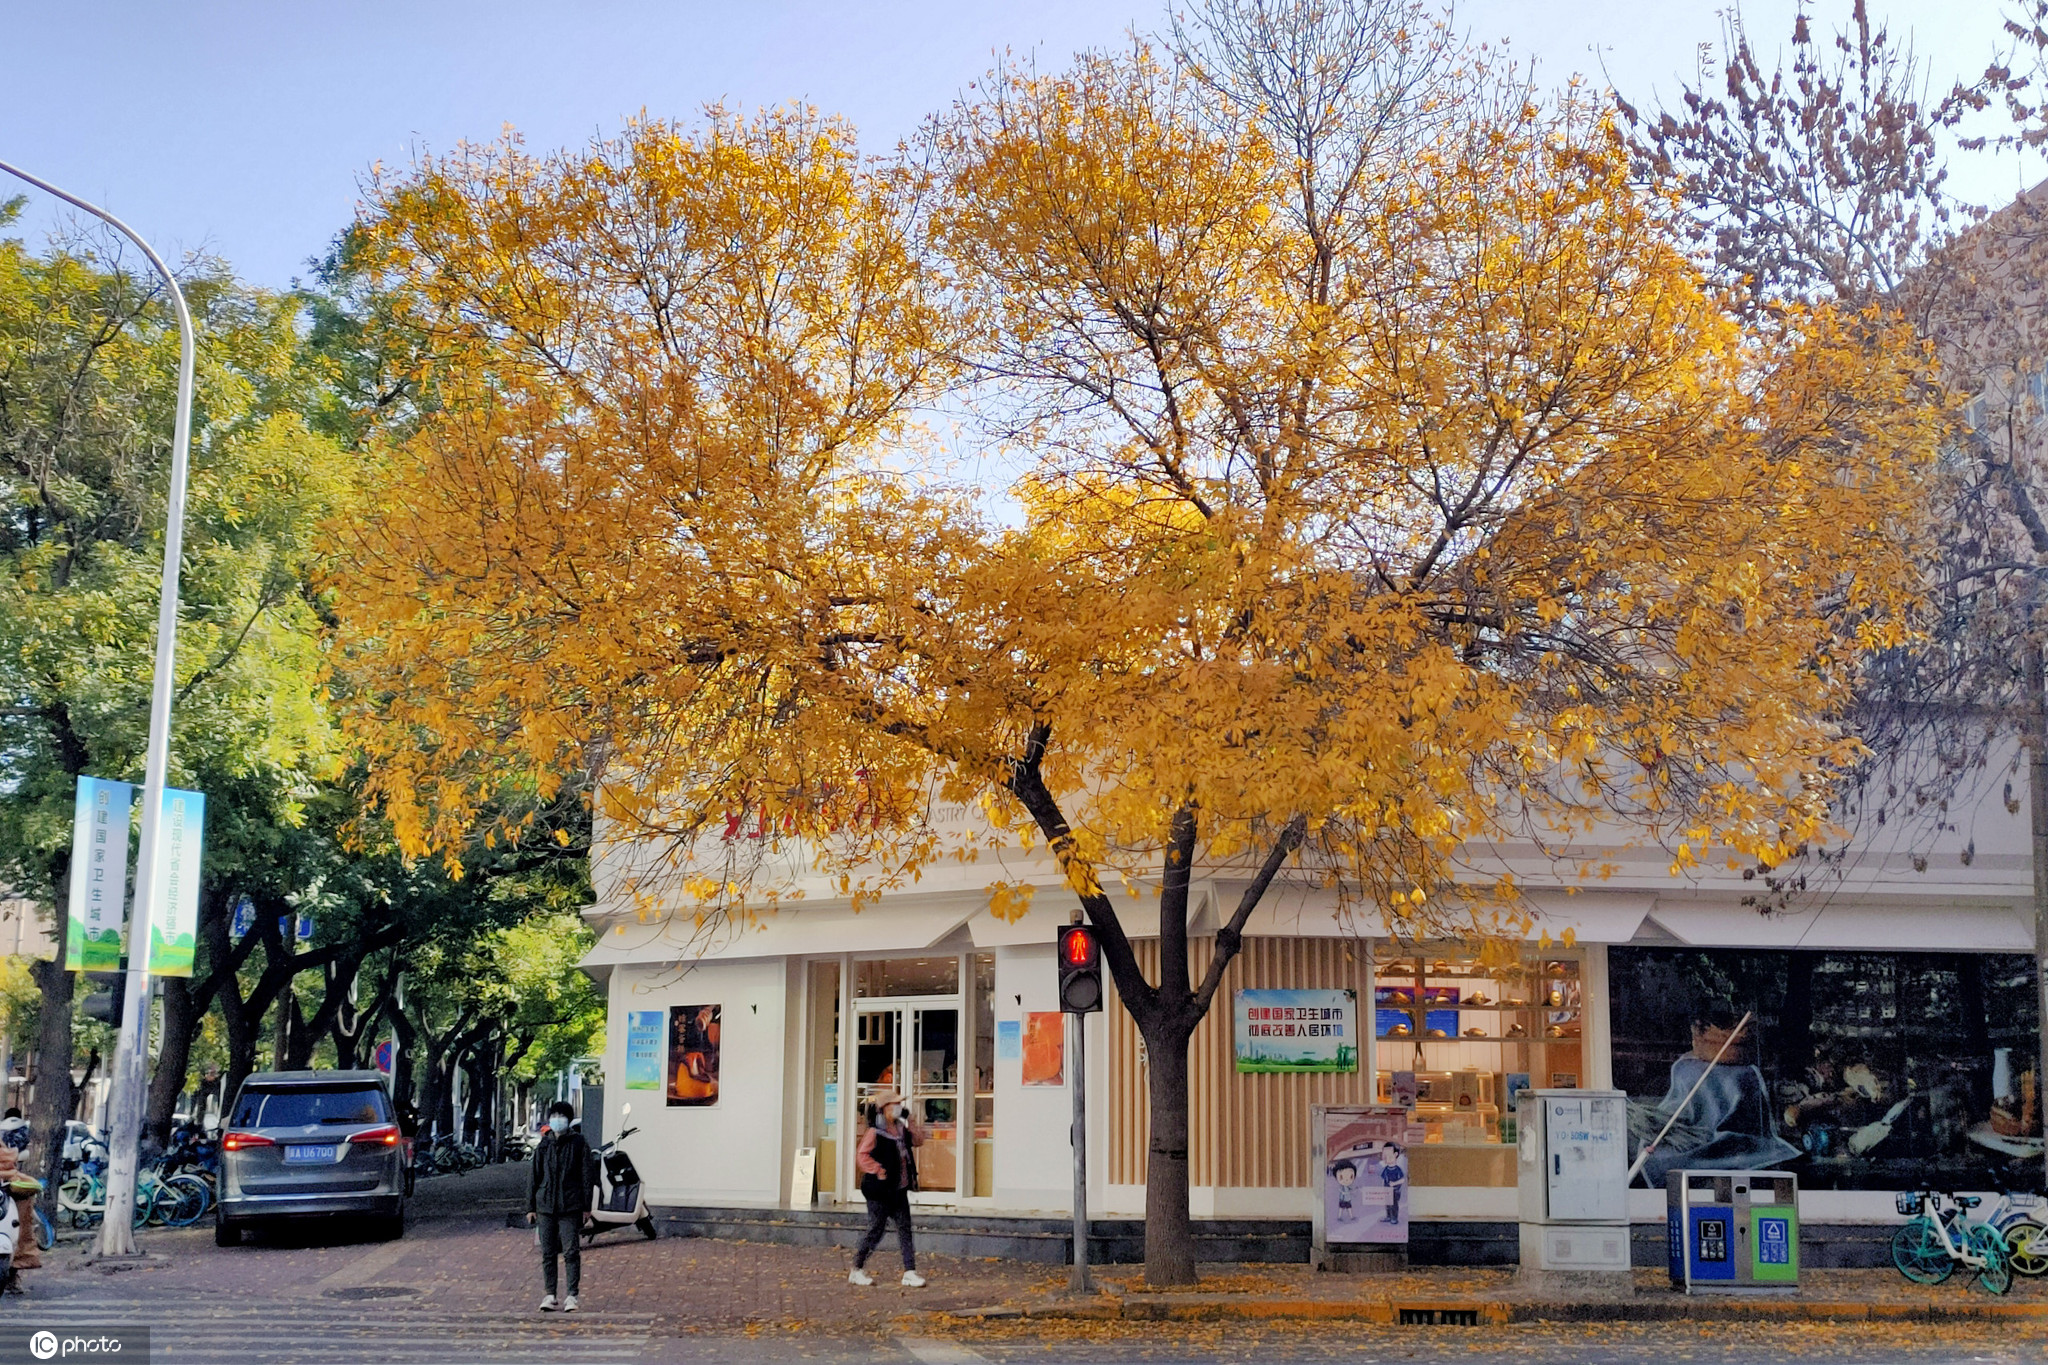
(1891, 1190, 2013, 1294)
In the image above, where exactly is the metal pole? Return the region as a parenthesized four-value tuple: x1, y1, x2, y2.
(1070, 1008, 1090, 1292)
(0, 159, 196, 1259)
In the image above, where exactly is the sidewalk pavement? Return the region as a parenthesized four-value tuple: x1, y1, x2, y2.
(946, 1263, 2048, 1326)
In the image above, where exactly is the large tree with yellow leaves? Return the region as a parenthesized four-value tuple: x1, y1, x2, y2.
(333, 5, 1942, 1284)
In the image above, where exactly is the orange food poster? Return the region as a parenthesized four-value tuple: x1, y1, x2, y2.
(1022, 1011, 1064, 1087)
(667, 1003, 721, 1106)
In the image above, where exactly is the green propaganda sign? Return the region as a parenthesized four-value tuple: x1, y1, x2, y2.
(65, 776, 133, 972)
(145, 787, 206, 977)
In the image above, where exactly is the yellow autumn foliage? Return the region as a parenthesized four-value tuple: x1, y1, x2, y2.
(328, 61, 1941, 939)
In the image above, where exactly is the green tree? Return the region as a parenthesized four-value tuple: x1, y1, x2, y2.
(0, 204, 351, 1187)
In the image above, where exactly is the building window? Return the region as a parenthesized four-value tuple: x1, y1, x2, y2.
(1609, 948, 2041, 1191)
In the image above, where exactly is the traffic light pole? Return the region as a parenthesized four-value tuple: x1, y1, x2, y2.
(1070, 1004, 1089, 1293)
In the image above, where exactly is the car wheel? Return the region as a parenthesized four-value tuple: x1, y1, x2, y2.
(383, 1206, 406, 1242)
(214, 1218, 242, 1248)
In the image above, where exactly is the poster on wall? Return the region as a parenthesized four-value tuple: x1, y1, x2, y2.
(1609, 947, 2043, 1191)
(624, 1011, 663, 1091)
(1313, 1106, 1410, 1246)
(667, 1004, 721, 1107)
(1236, 988, 1358, 1073)
(1022, 1012, 1064, 1086)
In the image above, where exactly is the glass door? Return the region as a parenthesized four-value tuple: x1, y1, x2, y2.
(853, 1000, 960, 1201)
(910, 1006, 959, 1196)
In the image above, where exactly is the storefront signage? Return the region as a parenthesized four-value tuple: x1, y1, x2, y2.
(1234, 988, 1358, 1073)
(624, 1010, 663, 1091)
(1313, 1105, 1410, 1247)
(1611, 946, 2044, 1191)
(145, 787, 206, 976)
(667, 1004, 721, 1107)
(66, 776, 133, 972)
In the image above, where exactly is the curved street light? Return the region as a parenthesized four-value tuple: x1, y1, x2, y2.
(0, 158, 195, 1258)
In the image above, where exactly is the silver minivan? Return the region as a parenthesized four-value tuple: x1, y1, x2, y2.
(216, 1070, 407, 1246)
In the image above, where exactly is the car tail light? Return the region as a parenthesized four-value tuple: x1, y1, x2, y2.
(347, 1124, 401, 1147)
(222, 1131, 274, 1151)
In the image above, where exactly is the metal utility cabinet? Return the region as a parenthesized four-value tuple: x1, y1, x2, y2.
(1665, 1170, 1800, 1292)
(1516, 1089, 1631, 1276)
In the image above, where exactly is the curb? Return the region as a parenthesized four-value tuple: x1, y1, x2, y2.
(954, 1294, 2048, 1326)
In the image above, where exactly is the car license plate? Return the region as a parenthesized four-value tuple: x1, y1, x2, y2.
(284, 1144, 337, 1163)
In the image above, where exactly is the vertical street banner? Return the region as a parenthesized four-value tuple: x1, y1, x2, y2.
(145, 787, 206, 976)
(65, 776, 134, 972)
(624, 1011, 663, 1091)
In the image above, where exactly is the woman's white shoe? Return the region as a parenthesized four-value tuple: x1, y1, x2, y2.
(901, 1270, 927, 1288)
(848, 1268, 875, 1286)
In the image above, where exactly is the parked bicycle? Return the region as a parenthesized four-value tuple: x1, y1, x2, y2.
(1978, 1191, 2048, 1278)
(1891, 1190, 2012, 1294)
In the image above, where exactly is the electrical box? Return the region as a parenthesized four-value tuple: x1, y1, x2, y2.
(1517, 1089, 1630, 1275)
(1665, 1170, 1800, 1293)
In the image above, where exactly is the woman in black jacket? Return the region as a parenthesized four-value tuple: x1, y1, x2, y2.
(526, 1101, 594, 1311)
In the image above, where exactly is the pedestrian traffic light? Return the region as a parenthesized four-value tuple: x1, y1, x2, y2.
(1057, 924, 1101, 1014)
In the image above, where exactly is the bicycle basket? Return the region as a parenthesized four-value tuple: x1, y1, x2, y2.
(1895, 1191, 1926, 1216)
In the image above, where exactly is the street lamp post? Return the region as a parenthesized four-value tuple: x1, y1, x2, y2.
(0, 159, 196, 1258)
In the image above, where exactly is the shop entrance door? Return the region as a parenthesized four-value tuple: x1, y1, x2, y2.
(854, 1001, 959, 1199)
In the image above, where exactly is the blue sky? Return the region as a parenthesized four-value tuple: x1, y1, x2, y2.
(0, 0, 2030, 287)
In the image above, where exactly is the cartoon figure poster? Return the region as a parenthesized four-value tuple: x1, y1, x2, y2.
(667, 1004, 721, 1107)
(1319, 1107, 1410, 1245)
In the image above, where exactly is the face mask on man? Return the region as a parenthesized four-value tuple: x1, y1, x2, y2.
(548, 1114, 570, 1135)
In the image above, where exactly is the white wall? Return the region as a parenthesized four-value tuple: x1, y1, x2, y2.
(606, 958, 790, 1206)
(992, 943, 1078, 1211)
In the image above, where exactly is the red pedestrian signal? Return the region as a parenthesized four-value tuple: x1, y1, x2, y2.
(1057, 924, 1102, 1013)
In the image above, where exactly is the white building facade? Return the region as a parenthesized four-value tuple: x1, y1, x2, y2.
(582, 768, 2044, 1245)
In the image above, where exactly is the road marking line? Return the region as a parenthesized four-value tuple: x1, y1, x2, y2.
(312, 1235, 416, 1289)
(896, 1336, 993, 1365)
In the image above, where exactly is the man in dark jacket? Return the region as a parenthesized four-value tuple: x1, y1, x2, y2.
(526, 1100, 594, 1311)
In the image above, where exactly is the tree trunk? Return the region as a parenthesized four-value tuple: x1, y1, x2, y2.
(26, 956, 74, 1218)
(143, 974, 197, 1151)
(1140, 1015, 1196, 1284)
(1003, 728, 1304, 1287)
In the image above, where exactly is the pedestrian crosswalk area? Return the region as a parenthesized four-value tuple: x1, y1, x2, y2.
(13, 1298, 657, 1363)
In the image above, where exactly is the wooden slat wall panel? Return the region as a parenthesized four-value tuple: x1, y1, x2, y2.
(1109, 937, 1374, 1188)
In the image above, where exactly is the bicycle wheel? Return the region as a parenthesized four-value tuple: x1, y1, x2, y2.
(33, 1206, 53, 1251)
(2002, 1218, 2048, 1277)
(159, 1175, 208, 1228)
(1891, 1217, 1955, 1284)
(1967, 1222, 2012, 1294)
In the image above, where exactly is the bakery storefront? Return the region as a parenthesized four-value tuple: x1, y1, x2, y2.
(585, 813, 2044, 1249)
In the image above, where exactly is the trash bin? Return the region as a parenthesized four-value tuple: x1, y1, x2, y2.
(1665, 1170, 1799, 1292)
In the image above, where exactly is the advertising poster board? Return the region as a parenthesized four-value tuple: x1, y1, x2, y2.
(1312, 1105, 1411, 1250)
(1022, 1012, 1064, 1086)
(667, 1004, 721, 1107)
(1235, 988, 1358, 1073)
(624, 1011, 663, 1091)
